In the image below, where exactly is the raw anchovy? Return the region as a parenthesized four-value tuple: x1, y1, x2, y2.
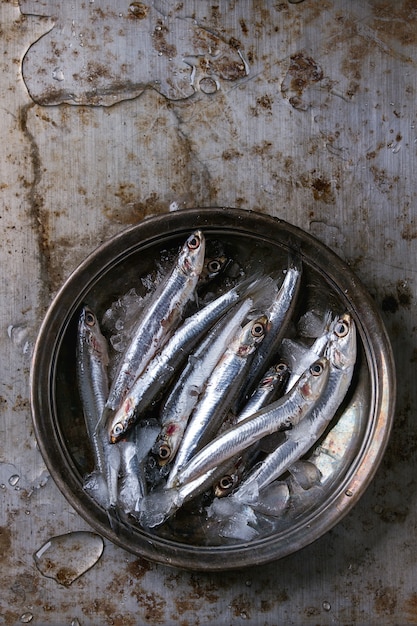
(281, 309, 333, 391)
(237, 361, 291, 422)
(154, 297, 254, 465)
(76, 306, 119, 508)
(234, 312, 357, 503)
(166, 314, 269, 488)
(213, 362, 291, 497)
(106, 278, 262, 443)
(105, 230, 206, 413)
(173, 357, 329, 487)
(237, 258, 302, 406)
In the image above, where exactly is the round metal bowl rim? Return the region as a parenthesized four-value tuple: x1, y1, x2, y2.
(30, 207, 396, 571)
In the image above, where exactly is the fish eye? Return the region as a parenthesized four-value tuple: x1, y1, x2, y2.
(85, 310, 96, 327)
(207, 259, 222, 273)
(158, 444, 171, 460)
(112, 422, 124, 437)
(218, 475, 234, 491)
(188, 234, 201, 250)
(310, 361, 323, 376)
(276, 362, 287, 372)
(251, 322, 265, 337)
(335, 319, 349, 337)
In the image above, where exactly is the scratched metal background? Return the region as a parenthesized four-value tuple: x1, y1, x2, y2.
(1, 0, 416, 624)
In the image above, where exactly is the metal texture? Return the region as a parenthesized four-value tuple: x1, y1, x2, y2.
(0, 0, 416, 623)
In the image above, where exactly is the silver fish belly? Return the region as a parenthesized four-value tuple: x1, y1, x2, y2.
(76, 306, 120, 508)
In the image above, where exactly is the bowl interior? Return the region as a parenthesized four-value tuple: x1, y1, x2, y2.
(32, 209, 393, 569)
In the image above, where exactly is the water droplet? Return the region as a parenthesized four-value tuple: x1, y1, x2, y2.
(199, 76, 218, 94)
(322, 601, 331, 611)
(0, 484, 5, 490)
(71, 619, 81, 626)
(34, 532, 104, 586)
(52, 67, 64, 82)
(8, 474, 20, 487)
(20, 613, 33, 624)
(345, 489, 353, 497)
(8, 324, 29, 347)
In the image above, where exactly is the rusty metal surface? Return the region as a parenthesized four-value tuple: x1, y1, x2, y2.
(0, 0, 416, 624)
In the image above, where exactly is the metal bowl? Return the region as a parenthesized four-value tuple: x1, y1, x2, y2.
(30, 208, 395, 571)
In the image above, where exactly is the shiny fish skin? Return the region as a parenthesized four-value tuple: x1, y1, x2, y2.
(107, 282, 255, 443)
(154, 297, 254, 465)
(173, 357, 330, 487)
(237, 361, 291, 422)
(234, 312, 357, 502)
(241, 259, 302, 400)
(166, 314, 268, 488)
(105, 230, 206, 414)
(76, 306, 120, 508)
(77, 306, 109, 474)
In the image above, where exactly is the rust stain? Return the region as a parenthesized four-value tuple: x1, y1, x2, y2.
(405, 593, 417, 623)
(152, 20, 177, 58)
(281, 52, 323, 110)
(131, 585, 166, 623)
(126, 557, 153, 580)
(0, 526, 12, 555)
(230, 593, 252, 620)
(128, 2, 150, 20)
(374, 586, 398, 616)
(104, 191, 166, 225)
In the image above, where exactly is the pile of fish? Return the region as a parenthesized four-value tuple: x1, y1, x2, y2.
(76, 229, 357, 541)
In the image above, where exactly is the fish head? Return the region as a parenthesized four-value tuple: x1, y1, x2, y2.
(79, 305, 109, 365)
(154, 423, 183, 466)
(178, 230, 206, 278)
(234, 314, 268, 357)
(326, 312, 357, 371)
(199, 254, 229, 284)
(108, 397, 136, 443)
(298, 356, 330, 401)
(260, 361, 291, 390)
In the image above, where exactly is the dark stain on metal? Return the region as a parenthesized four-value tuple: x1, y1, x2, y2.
(128, 2, 150, 20)
(18, 103, 53, 312)
(126, 556, 153, 580)
(281, 52, 324, 110)
(0, 526, 12, 554)
(374, 586, 398, 616)
(153, 20, 177, 59)
(104, 191, 166, 225)
(381, 281, 412, 314)
(130, 584, 166, 623)
(230, 592, 252, 619)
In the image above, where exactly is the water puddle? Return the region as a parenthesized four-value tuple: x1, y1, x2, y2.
(33, 531, 104, 586)
(19, 1, 249, 106)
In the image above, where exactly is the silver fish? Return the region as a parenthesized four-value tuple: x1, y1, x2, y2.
(76, 306, 119, 508)
(237, 361, 291, 422)
(236, 259, 302, 407)
(173, 357, 330, 487)
(107, 280, 257, 443)
(234, 312, 357, 503)
(154, 298, 254, 466)
(105, 230, 206, 413)
(165, 314, 269, 488)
